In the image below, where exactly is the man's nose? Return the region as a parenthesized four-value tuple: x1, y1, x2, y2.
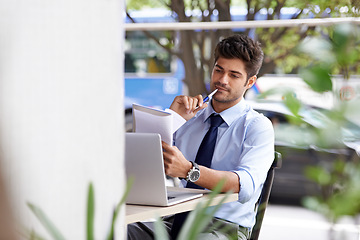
(218, 74, 229, 84)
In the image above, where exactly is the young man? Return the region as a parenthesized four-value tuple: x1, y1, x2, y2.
(128, 34, 274, 240)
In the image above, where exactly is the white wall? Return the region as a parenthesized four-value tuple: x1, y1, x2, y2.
(0, 0, 125, 239)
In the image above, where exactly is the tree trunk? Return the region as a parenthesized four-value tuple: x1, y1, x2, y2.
(180, 31, 207, 96)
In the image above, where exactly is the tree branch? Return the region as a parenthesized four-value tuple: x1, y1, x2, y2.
(125, 11, 178, 57)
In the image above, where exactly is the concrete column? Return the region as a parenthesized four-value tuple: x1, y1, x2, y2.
(0, 0, 125, 239)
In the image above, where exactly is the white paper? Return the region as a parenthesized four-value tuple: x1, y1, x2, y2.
(132, 104, 174, 145)
(164, 108, 186, 132)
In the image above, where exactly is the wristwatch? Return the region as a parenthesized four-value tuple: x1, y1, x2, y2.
(186, 161, 200, 183)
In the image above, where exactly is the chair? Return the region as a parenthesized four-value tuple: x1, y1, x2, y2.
(249, 151, 282, 240)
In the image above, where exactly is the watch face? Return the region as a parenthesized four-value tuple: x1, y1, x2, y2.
(190, 170, 200, 182)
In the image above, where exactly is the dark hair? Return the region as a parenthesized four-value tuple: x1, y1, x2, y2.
(214, 34, 264, 80)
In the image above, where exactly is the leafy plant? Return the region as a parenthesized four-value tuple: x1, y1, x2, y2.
(257, 21, 360, 240)
(26, 203, 65, 240)
(154, 179, 237, 240)
(24, 177, 236, 240)
(25, 177, 134, 240)
(276, 23, 360, 239)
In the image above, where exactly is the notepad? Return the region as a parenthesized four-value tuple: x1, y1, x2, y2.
(132, 104, 174, 145)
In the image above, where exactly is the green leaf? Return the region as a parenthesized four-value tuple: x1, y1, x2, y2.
(27, 202, 66, 240)
(176, 180, 232, 240)
(154, 216, 169, 240)
(327, 190, 360, 220)
(299, 65, 332, 93)
(283, 91, 301, 117)
(332, 24, 359, 67)
(87, 183, 95, 240)
(298, 37, 334, 64)
(106, 177, 134, 240)
(333, 159, 346, 174)
(20, 228, 46, 240)
(302, 196, 332, 220)
(30, 229, 45, 240)
(304, 166, 331, 186)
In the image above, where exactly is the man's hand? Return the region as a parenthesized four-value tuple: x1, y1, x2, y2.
(162, 141, 240, 193)
(169, 95, 207, 121)
(162, 141, 192, 178)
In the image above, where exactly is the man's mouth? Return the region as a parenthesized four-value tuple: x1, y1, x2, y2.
(215, 86, 228, 92)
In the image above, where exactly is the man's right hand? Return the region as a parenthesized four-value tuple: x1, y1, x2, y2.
(169, 95, 207, 121)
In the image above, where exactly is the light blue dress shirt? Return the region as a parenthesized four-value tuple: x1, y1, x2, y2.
(173, 99, 274, 229)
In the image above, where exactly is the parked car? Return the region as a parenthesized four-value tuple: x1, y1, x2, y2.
(248, 100, 360, 204)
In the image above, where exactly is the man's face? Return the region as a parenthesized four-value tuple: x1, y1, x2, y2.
(210, 57, 256, 111)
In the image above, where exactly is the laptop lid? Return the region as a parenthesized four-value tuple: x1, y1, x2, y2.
(125, 133, 169, 206)
(125, 133, 204, 206)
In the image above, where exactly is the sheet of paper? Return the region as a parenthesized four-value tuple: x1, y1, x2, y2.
(132, 104, 173, 145)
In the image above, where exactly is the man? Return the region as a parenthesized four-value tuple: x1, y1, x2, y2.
(128, 34, 274, 240)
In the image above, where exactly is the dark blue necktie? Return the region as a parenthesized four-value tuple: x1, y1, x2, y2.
(186, 114, 224, 188)
(170, 114, 224, 239)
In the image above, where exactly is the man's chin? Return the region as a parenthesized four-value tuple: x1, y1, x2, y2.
(213, 96, 241, 104)
(213, 97, 233, 103)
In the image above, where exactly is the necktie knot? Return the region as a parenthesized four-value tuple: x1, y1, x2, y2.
(210, 114, 224, 128)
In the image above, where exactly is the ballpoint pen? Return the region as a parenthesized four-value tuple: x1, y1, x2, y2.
(203, 89, 218, 103)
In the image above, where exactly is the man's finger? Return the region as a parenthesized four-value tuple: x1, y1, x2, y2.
(194, 102, 208, 114)
(195, 94, 204, 108)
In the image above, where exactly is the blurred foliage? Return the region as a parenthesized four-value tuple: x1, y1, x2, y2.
(126, 0, 168, 10)
(303, 159, 360, 221)
(282, 23, 360, 238)
(127, 0, 247, 10)
(24, 178, 134, 240)
(24, 178, 236, 240)
(154, 179, 238, 240)
(126, 0, 360, 96)
(297, 23, 360, 82)
(258, 22, 360, 238)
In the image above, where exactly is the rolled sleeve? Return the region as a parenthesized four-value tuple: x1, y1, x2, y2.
(234, 169, 255, 203)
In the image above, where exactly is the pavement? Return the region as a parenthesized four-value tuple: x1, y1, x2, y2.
(259, 204, 360, 240)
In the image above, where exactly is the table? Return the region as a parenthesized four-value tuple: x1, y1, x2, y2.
(125, 191, 238, 224)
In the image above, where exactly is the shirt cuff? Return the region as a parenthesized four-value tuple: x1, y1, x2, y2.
(235, 169, 255, 204)
(165, 108, 187, 133)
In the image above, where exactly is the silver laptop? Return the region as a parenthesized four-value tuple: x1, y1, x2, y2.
(125, 133, 204, 206)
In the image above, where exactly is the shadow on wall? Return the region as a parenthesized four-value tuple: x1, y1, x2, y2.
(0, 158, 18, 240)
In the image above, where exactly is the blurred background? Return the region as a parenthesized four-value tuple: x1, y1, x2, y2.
(0, 0, 359, 239)
(124, 0, 360, 239)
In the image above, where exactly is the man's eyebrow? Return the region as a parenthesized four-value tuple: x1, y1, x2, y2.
(215, 64, 224, 70)
(230, 70, 242, 75)
(215, 64, 242, 75)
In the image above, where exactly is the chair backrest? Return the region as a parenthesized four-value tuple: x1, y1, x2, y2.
(249, 151, 282, 240)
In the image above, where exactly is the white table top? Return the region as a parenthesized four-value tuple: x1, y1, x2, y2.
(125, 190, 238, 224)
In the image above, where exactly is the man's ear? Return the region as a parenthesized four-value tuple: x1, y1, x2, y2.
(246, 75, 257, 89)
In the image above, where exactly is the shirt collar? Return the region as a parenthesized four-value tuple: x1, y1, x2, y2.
(201, 99, 248, 126)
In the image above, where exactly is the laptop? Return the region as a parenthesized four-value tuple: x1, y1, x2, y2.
(125, 132, 205, 206)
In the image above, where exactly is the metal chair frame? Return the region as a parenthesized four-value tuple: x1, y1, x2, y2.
(249, 151, 282, 240)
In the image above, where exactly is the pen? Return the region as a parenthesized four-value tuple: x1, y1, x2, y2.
(203, 89, 218, 103)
